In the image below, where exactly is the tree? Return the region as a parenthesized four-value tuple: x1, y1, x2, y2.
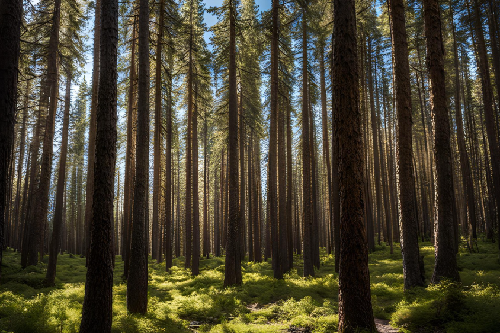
(127, 0, 150, 313)
(423, 0, 460, 283)
(0, 0, 22, 278)
(224, 0, 242, 287)
(333, 0, 375, 331)
(79, 0, 118, 328)
(388, 0, 424, 289)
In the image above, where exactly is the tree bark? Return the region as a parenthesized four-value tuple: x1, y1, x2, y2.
(46, 73, 72, 285)
(224, 0, 242, 287)
(334, 0, 375, 331)
(423, 0, 460, 283)
(388, 0, 424, 289)
(0, 0, 22, 277)
(127, 0, 150, 313)
(79, 0, 117, 327)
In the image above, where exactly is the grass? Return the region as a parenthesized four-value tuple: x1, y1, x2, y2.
(0, 238, 499, 332)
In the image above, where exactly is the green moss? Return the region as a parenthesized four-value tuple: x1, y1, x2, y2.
(1, 238, 499, 332)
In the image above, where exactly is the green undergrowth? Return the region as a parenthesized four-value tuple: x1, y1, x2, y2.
(0, 238, 499, 332)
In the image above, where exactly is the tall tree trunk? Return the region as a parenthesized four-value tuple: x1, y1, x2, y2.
(286, 96, 293, 268)
(13, 79, 29, 251)
(164, 29, 173, 270)
(302, 4, 314, 278)
(153, 0, 165, 262)
(334, 0, 375, 331)
(224, 0, 242, 287)
(388, 0, 424, 289)
(331, 35, 340, 273)
(368, 38, 383, 250)
(46, 74, 72, 285)
(450, 4, 477, 241)
(279, 90, 288, 273)
(470, 0, 500, 252)
(123, 15, 137, 278)
(185, 4, 193, 269)
(127, 0, 150, 313)
(0, 0, 22, 277)
(85, 0, 101, 265)
(192, 79, 200, 275)
(269, 0, 280, 279)
(79, 0, 117, 327)
(320, 43, 332, 256)
(423, 0, 460, 283)
(29, 0, 62, 265)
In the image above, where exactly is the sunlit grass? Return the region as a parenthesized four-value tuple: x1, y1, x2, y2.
(0, 237, 499, 332)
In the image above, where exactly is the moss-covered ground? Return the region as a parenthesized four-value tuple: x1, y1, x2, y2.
(0, 239, 499, 332)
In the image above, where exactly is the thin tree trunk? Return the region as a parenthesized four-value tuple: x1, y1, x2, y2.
(46, 73, 72, 285)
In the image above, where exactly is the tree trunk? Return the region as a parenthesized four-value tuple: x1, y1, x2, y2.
(423, 0, 460, 283)
(29, 0, 62, 265)
(84, 0, 101, 266)
(123, 15, 137, 278)
(46, 73, 72, 285)
(388, 0, 424, 289)
(302, 5, 314, 278)
(334, 0, 375, 331)
(224, 0, 242, 287)
(79, 0, 117, 327)
(127, 0, 150, 313)
(153, 0, 165, 262)
(0, 0, 22, 277)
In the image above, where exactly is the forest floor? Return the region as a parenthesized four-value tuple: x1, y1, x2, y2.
(1, 239, 499, 333)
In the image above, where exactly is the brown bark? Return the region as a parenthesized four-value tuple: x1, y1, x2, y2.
(127, 0, 150, 313)
(302, 5, 314, 278)
(0, 0, 22, 277)
(153, 0, 165, 262)
(79, 0, 117, 327)
(269, 0, 280, 279)
(334, 0, 375, 331)
(29, 0, 62, 265)
(123, 15, 137, 278)
(423, 0, 460, 283)
(470, 0, 500, 252)
(388, 0, 424, 289)
(224, 0, 242, 287)
(84, 0, 101, 265)
(46, 74, 72, 285)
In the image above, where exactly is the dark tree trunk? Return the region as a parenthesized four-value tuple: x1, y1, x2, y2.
(224, 0, 242, 287)
(192, 79, 200, 275)
(164, 29, 173, 270)
(423, 0, 460, 283)
(470, 0, 500, 252)
(29, 0, 62, 265)
(0, 0, 22, 277)
(127, 0, 150, 313)
(85, 0, 101, 265)
(46, 74, 72, 285)
(153, 0, 165, 262)
(388, 0, 424, 289)
(269, 0, 280, 279)
(330, 33, 341, 274)
(450, 4, 477, 241)
(333, 0, 375, 331)
(123, 15, 137, 278)
(302, 5, 314, 278)
(79, 0, 117, 327)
